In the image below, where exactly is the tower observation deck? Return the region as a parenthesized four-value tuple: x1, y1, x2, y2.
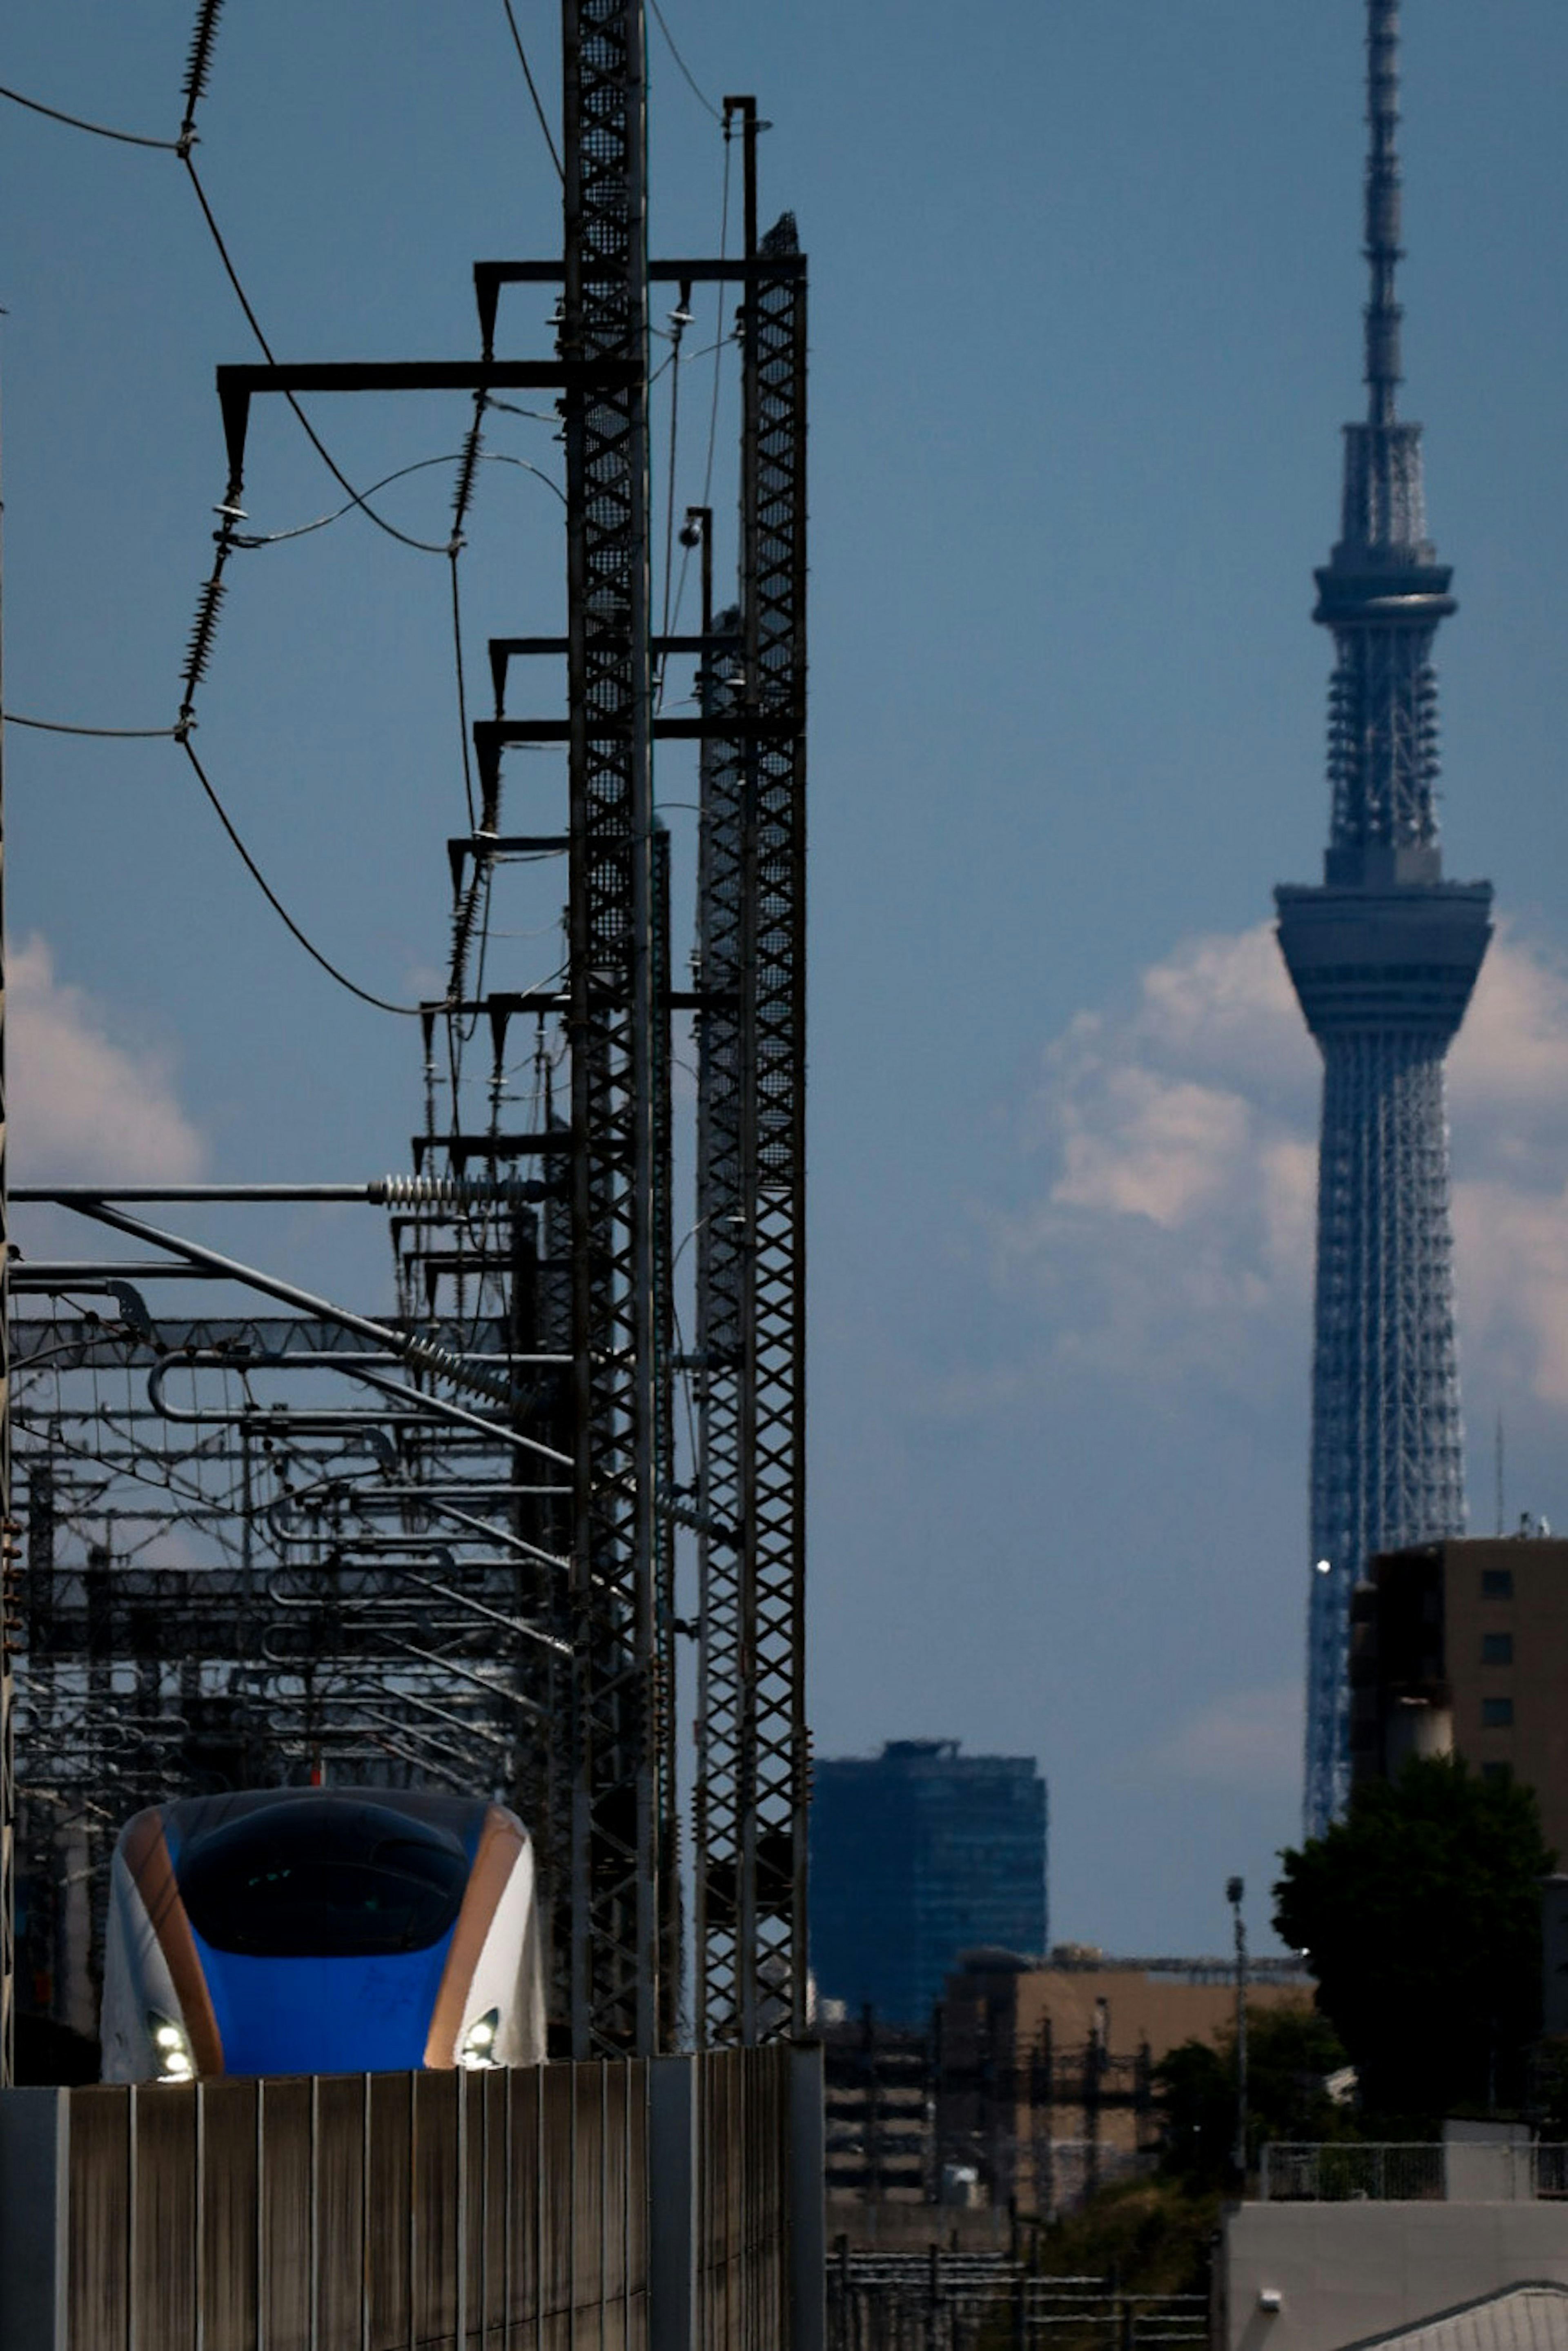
(1276, 0, 1491, 1835)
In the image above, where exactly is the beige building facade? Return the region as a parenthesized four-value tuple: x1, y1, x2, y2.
(936, 1953, 1311, 2216)
(1351, 1535, 1568, 1856)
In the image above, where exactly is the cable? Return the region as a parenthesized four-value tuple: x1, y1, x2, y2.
(178, 733, 428, 1017)
(671, 139, 731, 630)
(658, 306, 687, 691)
(499, 0, 563, 178)
(646, 0, 724, 123)
(183, 154, 451, 557)
(699, 142, 731, 519)
(0, 82, 180, 151)
(3, 713, 178, 739)
(232, 451, 565, 548)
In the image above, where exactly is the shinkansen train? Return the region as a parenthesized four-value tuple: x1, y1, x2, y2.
(100, 1788, 545, 2082)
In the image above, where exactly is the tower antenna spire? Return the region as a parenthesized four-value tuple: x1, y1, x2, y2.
(1364, 0, 1404, 428)
(1276, 0, 1493, 1835)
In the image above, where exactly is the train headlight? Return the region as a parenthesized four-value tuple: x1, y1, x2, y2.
(147, 2010, 195, 2081)
(459, 2009, 501, 2069)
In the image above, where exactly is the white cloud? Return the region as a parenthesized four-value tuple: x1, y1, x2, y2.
(7, 934, 206, 1183)
(991, 919, 1568, 1411)
(1154, 1682, 1305, 1794)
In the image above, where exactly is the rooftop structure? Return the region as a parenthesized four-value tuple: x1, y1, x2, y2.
(1276, 0, 1491, 1834)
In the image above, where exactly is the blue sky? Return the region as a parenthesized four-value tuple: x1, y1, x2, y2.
(4, 1, 1568, 1957)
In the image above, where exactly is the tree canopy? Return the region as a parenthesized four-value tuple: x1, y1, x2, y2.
(1155, 2003, 1352, 2184)
(1272, 1756, 1555, 2122)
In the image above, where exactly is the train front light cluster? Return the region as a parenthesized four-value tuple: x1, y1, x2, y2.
(147, 2011, 195, 2082)
(459, 2009, 501, 2069)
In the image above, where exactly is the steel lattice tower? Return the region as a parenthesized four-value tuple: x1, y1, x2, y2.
(1277, 0, 1491, 1835)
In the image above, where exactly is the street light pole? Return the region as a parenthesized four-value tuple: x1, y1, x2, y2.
(1227, 1876, 1247, 2185)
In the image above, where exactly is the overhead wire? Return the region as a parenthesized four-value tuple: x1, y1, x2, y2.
(646, 0, 724, 123)
(178, 732, 427, 1017)
(231, 451, 564, 548)
(181, 154, 452, 557)
(499, 0, 564, 178)
(2, 21, 458, 557)
(3, 714, 178, 739)
(656, 299, 689, 703)
(670, 135, 731, 632)
(0, 83, 179, 151)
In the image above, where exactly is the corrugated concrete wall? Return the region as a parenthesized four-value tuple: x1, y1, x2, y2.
(0, 2044, 825, 2351)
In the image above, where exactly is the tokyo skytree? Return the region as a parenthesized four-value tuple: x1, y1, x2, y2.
(1276, 0, 1492, 1836)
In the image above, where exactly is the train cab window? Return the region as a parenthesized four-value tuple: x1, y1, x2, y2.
(1481, 1569, 1514, 1600)
(178, 1799, 469, 1957)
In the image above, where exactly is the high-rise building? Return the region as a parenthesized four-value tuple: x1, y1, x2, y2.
(1276, 0, 1491, 1836)
(810, 1741, 1047, 2026)
(1351, 1536, 1568, 1858)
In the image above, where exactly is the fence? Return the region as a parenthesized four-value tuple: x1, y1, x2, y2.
(826, 2252, 1207, 2351)
(1258, 2141, 1568, 2203)
(0, 2044, 825, 2351)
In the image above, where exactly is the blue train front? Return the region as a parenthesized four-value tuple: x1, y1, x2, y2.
(100, 1788, 545, 2081)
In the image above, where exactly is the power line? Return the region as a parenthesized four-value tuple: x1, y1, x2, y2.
(182, 154, 452, 557)
(671, 139, 731, 631)
(499, 0, 564, 178)
(2, 714, 177, 739)
(178, 732, 429, 1017)
(0, 82, 179, 151)
(647, 0, 723, 123)
(232, 451, 565, 546)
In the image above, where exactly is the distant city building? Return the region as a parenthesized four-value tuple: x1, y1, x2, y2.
(1350, 1534, 1568, 1853)
(821, 2012, 933, 2207)
(936, 1950, 1313, 2219)
(810, 1739, 1047, 2026)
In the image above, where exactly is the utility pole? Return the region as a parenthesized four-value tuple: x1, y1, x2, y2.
(1227, 1876, 1248, 2183)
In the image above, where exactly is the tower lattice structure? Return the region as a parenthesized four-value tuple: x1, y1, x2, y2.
(1276, 0, 1491, 1836)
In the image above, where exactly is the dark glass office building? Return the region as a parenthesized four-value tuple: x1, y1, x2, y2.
(810, 1740, 1048, 2026)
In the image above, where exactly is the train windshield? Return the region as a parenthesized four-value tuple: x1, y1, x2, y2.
(177, 1799, 470, 1957)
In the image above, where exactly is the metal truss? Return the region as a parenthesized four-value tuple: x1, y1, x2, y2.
(1280, 0, 1488, 1834)
(2, 0, 810, 2066)
(694, 179, 809, 2044)
(559, 0, 662, 2060)
(8, 1266, 572, 2027)
(1327, 614, 1441, 853)
(2, 736, 11, 2082)
(1303, 1039, 1467, 1830)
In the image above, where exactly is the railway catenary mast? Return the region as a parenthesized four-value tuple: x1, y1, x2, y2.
(4, 0, 810, 2063)
(1276, 0, 1491, 1835)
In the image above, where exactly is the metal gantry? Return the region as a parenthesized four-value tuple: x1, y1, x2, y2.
(1275, 0, 1491, 1833)
(693, 169, 809, 2044)
(559, 0, 662, 2060)
(3, 0, 809, 2064)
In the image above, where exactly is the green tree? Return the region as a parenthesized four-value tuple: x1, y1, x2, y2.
(1155, 2004, 1353, 2184)
(1273, 1755, 1555, 2122)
